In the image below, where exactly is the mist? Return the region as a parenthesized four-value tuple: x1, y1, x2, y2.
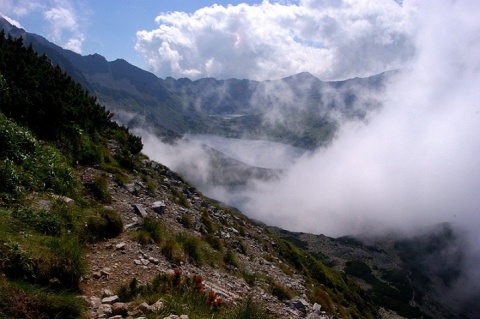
(140, 1, 480, 314)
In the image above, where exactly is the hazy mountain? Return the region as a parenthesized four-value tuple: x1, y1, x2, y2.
(269, 222, 477, 319)
(0, 16, 391, 150)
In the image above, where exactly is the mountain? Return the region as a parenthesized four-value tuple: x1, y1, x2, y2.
(0, 30, 380, 319)
(269, 223, 478, 319)
(0, 16, 390, 150)
(1, 17, 476, 319)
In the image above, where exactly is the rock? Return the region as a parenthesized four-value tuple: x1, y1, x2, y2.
(98, 303, 112, 316)
(150, 299, 164, 312)
(115, 242, 126, 250)
(138, 302, 150, 313)
(134, 259, 142, 265)
(112, 302, 128, 316)
(125, 183, 136, 194)
(103, 289, 114, 297)
(152, 201, 166, 214)
(313, 303, 322, 314)
(92, 271, 102, 279)
(290, 297, 310, 311)
(101, 295, 119, 304)
(132, 203, 148, 218)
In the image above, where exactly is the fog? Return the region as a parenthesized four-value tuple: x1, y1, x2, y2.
(140, 1, 480, 314)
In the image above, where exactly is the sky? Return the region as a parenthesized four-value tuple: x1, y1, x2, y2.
(1, 0, 415, 81)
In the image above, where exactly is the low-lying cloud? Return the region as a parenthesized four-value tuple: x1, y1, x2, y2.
(135, 0, 414, 81)
(140, 1, 480, 313)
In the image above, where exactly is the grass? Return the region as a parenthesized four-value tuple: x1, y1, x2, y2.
(89, 174, 112, 204)
(132, 217, 164, 245)
(0, 277, 86, 319)
(115, 271, 273, 319)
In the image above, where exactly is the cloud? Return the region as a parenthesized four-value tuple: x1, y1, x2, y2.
(42, 1, 85, 53)
(135, 0, 414, 80)
(240, 0, 480, 237)
(0, 0, 86, 53)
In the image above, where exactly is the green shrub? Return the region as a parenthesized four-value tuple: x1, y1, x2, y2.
(228, 296, 273, 319)
(177, 234, 205, 265)
(86, 208, 123, 242)
(89, 175, 112, 204)
(201, 211, 217, 234)
(205, 234, 223, 251)
(0, 277, 86, 319)
(0, 240, 36, 281)
(180, 214, 193, 229)
(161, 238, 183, 264)
(270, 281, 294, 301)
(0, 113, 36, 163)
(39, 236, 86, 288)
(133, 217, 164, 245)
(240, 269, 257, 287)
(223, 249, 240, 270)
(15, 208, 62, 236)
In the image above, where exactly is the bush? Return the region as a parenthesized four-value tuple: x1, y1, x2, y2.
(89, 175, 111, 204)
(180, 214, 193, 229)
(15, 208, 62, 236)
(0, 277, 86, 319)
(201, 211, 217, 234)
(86, 208, 123, 242)
(270, 281, 294, 301)
(178, 234, 205, 265)
(205, 234, 223, 251)
(223, 249, 240, 270)
(133, 218, 164, 245)
(229, 296, 273, 319)
(161, 239, 183, 264)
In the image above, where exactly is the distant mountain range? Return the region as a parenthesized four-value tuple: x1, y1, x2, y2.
(0, 16, 392, 150)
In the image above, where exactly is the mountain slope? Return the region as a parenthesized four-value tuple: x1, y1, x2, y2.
(269, 223, 477, 319)
(0, 28, 381, 319)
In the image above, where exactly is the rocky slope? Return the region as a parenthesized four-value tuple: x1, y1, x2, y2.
(74, 149, 375, 319)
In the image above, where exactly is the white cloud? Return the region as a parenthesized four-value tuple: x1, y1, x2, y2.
(136, 0, 414, 80)
(238, 0, 480, 238)
(43, 1, 85, 53)
(0, 0, 86, 54)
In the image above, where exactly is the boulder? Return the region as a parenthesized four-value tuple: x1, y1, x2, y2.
(152, 201, 166, 214)
(132, 204, 148, 218)
(112, 302, 129, 316)
(101, 295, 119, 304)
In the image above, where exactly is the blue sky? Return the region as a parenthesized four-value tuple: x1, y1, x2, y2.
(1, 0, 261, 70)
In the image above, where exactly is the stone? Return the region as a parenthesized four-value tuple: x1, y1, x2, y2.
(313, 303, 322, 314)
(98, 303, 112, 316)
(290, 298, 310, 311)
(103, 289, 114, 297)
(132, 203, 148, 218)
(152, 201, 166, 214)
(112, 302, 128, 316)
(138, 302, 150, 313)
(150, 299, 164, 312)
(115, 242, 126, 250)
(125, 183, 136, 194)
(101, 295, 119, 304)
